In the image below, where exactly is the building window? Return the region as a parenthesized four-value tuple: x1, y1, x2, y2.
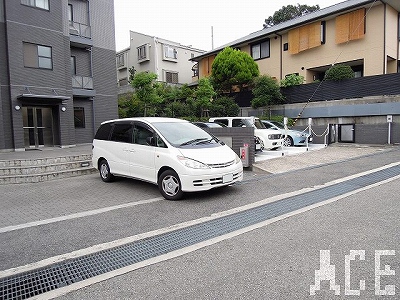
(191, 63, 199, 77)
(23, 43, 53, 69)
(71, 56, 76, 75)
(68, 4, 73, 22)
(163, 45, 177, 59)
(117, 54, 125, 68)
(21, 0, 49, 10)
(118, 78, 129, 86)
(74, 107, 85, 128)
(283, 43, 289, 51)
(251, 40, 270, 60)
(137, 44, 148, 61)
(165, 71, 178, 84)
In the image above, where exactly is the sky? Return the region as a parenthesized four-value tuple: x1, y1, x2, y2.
(113, 0, 344, 52)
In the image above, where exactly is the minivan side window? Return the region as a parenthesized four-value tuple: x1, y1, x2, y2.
(110, 123, 132, 143)
(133, 124, 153, 145)
(94, 123, 113, 140)
(232, 119, 245, 127)
(214, 119, 228, 126)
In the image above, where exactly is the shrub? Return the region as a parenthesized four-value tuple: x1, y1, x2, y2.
(324, 64, 354, 81)
(280, 73, 304, 87)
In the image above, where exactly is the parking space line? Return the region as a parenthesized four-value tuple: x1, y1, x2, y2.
(0, 197, 163, 234)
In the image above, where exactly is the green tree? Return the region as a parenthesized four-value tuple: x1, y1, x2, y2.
(324, 64, 355, 81)
(118, 93, 144, 118)
(280, 73, 305, 87)
(192, 77, 216, 117)
(209, 96, 240, 117)
(211, 47, 260, 92)
(263, 4, 320, 28)
(131, 72, 162, 116)
(251, 75, 284, 108)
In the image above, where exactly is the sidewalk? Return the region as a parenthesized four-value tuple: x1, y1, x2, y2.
(253, 143, 397, 174)
(0, 144, 93, 161)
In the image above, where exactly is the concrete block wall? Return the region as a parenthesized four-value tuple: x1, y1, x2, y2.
(204, 127, 255, 168)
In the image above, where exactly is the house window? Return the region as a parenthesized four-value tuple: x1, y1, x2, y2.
(283, 43, 289, 51)
(137, 45, 148, 61)
(251, 40, 270, 60)
(165, 71, 178, 84)
(71, 56, 76, 75)
(74, 107, 85, 128)
(117, 54, 125, 68)
(21, 0, 49, 10)
(163, 45, 177, 59)
(23, 43, 53, 69)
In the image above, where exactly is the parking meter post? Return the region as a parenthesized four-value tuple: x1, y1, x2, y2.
(307, 118, 312, 151)
(387, 115, 392, 144)
(240, 144, 249, 168)
(283, 117, 288, 149)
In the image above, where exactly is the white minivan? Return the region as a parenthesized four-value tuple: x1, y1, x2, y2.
(209, 116, 283, 150)
(92, 117, 243, 200)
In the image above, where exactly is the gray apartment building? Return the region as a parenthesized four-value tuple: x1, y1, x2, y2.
(0, 0, 118, 152)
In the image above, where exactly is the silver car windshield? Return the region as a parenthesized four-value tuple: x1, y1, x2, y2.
(152, 122, 218, 147)
(271, 121, 285, 129)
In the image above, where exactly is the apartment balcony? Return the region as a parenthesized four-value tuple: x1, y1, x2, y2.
(69, 21, 93, 48)
(72, 75, 96, 97)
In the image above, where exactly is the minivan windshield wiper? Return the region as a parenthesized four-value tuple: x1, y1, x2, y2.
(180, 138, 209, 146)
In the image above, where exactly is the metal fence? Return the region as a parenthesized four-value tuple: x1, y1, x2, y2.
(281, 73, 400, 104)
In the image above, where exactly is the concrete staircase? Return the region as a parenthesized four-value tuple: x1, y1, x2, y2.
(0, 153, 96, 184)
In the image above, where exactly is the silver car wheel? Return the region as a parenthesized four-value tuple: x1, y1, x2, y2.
(162, 175, 180, 196)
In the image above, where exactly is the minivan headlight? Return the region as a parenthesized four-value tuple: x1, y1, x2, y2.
(235, 154, 241, 164)
(177, 156, 210, 169)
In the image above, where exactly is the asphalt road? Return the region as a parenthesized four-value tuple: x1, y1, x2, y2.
(0, 145, 399, 299)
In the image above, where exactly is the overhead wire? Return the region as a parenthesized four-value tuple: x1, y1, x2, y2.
(292, 0, 379, 125)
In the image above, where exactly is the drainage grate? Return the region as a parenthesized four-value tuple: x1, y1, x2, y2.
(1, 165, 399, 299)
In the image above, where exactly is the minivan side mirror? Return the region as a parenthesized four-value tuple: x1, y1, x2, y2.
(146, 136, 155, 146)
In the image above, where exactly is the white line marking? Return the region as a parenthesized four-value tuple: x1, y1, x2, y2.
(0, 197, 163, 234)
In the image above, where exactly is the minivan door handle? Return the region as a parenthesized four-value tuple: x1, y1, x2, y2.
(123, 148, 134, 152)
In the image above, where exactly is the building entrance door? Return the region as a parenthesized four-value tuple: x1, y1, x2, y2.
(22, 107, 54, 148)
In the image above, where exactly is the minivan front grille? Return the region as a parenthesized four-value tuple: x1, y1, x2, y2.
(208, 160, 235, 168)
(268, 134, 282, 140)
(193, 171, 242, 186)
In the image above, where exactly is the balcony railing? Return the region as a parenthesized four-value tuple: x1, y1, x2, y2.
(72, 75, 93, 90)
(69, 21, 91, 39)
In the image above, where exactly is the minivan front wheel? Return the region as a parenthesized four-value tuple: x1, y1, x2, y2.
(158, 170, 183, 200)
(99, 159, 114, 182)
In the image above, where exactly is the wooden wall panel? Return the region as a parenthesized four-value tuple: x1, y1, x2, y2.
(288, 28, 300, 54)
(336, 9, 365, 44)
(335, 14, 350, 44)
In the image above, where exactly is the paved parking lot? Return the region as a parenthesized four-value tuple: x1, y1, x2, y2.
(254, 143, 395, 173)
(1, 143, 399, 299)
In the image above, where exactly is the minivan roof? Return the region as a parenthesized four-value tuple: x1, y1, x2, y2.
(101, 117, 189, 125)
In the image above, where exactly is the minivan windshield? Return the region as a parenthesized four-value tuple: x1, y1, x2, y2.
(152, 122, 218, 147)
(253, 119, 266, 129)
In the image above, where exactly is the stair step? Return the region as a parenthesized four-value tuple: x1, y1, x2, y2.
(0, 154, 96, 184)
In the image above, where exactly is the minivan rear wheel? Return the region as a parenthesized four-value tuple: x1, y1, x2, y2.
(99, 159, 114, 182)
(158, 170, 183, 200)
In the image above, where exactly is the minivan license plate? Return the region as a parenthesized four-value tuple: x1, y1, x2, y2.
(223, 173, 233, 183)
